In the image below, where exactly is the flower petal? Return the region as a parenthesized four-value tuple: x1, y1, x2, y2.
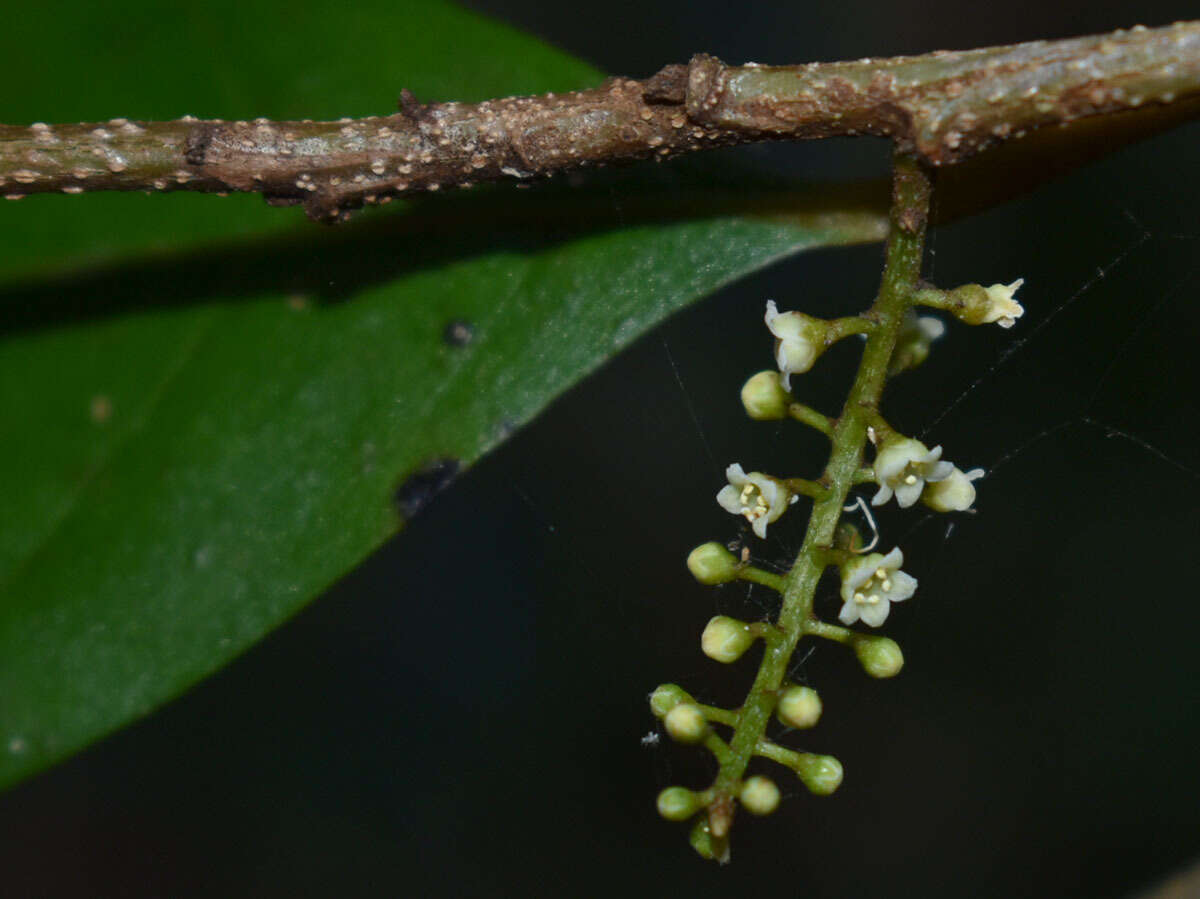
(895, 479, 923, 508)
(926, 460, 955, 482)
(843, 554, 880, 594)
(724, 463, 747, 485)
(716, 485, 744, 515)
(879, 547, 904, 569)
(774, 343, 790, 372)
(859, 601, 891, 627)
(922, 468, 977, 512)
(777, 338, 816, 374)
(870, 484, 893, 507)
(764, 300, 781, 331)
(874, 440, 918, 480)
(751, 515, 769, 539)
(888, 570, 917, 601)
(838, 600, 860, 625)
(766, 308, 807, 339)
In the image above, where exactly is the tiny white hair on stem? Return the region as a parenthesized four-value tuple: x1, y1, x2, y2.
(841, 494, 880, 553)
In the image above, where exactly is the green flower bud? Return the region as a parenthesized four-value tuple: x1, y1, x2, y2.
(701, 616, 756, 664)
(889, 312, 945, 375)
(852, 635, 905, 678)
(739, 776, 780, 816)
(648, 683, 692, 718)
(921, 466, 984, 513)
(943, 283, 991, 324)
(664, 703, 708, 744)
(687, 542, 739, 585)
(776, 685, 822, 729)
(794, 753, 843, 796)
(656, 786, 702, 821)
(833, 521, 863, 554)
(740, 370, 791, 420)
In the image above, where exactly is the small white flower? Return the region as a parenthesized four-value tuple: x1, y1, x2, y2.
(765, 301, 826, 388)
(922, 466, 985, 512)
(870, 437, 955, 508)
(838, 547, 917, 627)
(982, 279, 1024, 328)
(716, 463, 793, 539)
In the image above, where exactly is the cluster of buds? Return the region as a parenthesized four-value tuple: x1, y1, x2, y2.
(649, 682, 844, 859)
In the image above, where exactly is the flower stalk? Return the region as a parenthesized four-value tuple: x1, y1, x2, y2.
(694, 151, 931, 859)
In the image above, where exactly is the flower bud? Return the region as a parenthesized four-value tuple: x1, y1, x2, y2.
(889, 312, 945, 375)
(852, 635, 905, 678)
(687, 542, 739, 585)
(656, 786, 702, 821)
(765, 301, 830, 386)
(922, 467, 984, 513)
(776, 685, 822, 729)
(794, 753, 843, 796)
(648, 683, 692, 718)
(701, 616, 756, 664)
(664, 703, 708, 743)
(833, 521, 863, 553)
(740, 370, 791, 420)
(739, 776, 780, 816)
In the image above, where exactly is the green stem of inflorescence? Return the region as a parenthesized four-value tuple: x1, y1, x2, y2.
(787, 403, 834, 435)
(736, 566, 786, 592)
(703, 150, 931, 857)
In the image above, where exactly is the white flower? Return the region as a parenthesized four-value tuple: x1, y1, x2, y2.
(870, 437, 955, 508)
(765, 301, 826, 388)
(922, 466, 985, 512)
(716, 463, 794, 539)
(981, 279, 1024, 328)
(838, 547, 917, 627)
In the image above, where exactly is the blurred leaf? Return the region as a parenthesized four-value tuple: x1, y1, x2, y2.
(0, 0, 885, 788)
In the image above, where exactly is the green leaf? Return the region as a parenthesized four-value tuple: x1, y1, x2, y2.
(0, 0, 885, 788)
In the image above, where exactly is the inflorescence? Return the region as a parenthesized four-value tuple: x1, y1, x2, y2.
(649, 175, 1024, 861)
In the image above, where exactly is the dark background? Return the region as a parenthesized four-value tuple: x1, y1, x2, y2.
(3, 1, 1200, 896)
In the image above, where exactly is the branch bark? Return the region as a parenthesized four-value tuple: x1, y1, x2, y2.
(1, 20, 1197, 222)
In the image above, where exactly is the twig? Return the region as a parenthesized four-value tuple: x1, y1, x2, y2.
(1, 21, 1197, 222)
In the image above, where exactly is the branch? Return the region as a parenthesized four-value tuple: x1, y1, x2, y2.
(2, 21, 1197, 222)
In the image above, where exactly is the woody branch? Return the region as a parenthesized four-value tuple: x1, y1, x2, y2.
(1, 20, 1197, 222)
